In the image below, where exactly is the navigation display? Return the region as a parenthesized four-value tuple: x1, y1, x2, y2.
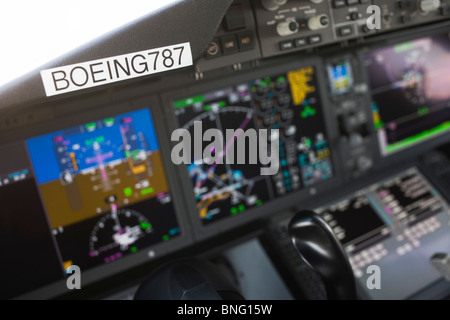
(174, 66, 334, 225)
(26, 109, 181, 270)
(365, 33, 450, 156)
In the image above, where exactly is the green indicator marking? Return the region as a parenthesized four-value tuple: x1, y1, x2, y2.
(305, 138, 312, 148)
(103, 118, 114, 126)
(140, 187, 154, 196)
(162, 235, 169, 241)
(230, 207, 238, 215)
(204, 105, 211, 111)
(131, 149, 141, 161)
(374, 122, 384, 130)
(277, 76, 286, 83)
(238, 204, 245, 212)
(256, 200, 263, 206)
(85, 138, 94, 146)
(96, 136, 105, 144)
(140, 222, 152, 230)
(219, 101, 226, 107)
(174, 95, 205, 109)
(301, 106, 316, 118)
(130, 246, 137, 253)
(85, 122, 96, 131)
(125, 150, 131, 158)
(418, 107, 429, 116)
(123, 187, 133, 197)
(394, 42, 414, 53)
(386, 121, 450, 154)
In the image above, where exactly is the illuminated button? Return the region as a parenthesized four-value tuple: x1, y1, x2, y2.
(338, 26, 354, 37)
(308, 35, 322, 45)
(280, 40, 294, 51)
(294, 37, 307, 48)
(333, 0, 346, 8)
(220, 35, 238, 55)
(237, 31, 255, 51)
(205, 39, 221, 59)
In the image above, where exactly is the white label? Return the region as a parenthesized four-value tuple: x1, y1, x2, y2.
(41, 42, 193, 97)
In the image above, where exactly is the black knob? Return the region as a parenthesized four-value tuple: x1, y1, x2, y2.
(320, 15, 329, 26)
(289, 21, 298, 31)
(288, 210, 357, 300)
(350, 12, 359, 21)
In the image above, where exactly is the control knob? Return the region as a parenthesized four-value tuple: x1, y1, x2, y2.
(277, 20, 299, 36)
(419, 0, 440, 12)
(262, 0, 288, 11)
(307, 14, 329, 31)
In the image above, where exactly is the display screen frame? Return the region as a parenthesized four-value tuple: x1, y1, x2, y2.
(161, 57, 343, 240)
(362, 26, 450, 160)
(7, 97, 193, 300)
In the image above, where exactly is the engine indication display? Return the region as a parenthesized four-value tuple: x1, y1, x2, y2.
(174, 66, 334, 225)
(27, 109, 181, 270)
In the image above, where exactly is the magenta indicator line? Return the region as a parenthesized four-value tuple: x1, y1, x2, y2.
(196, 114, 252, 189)
(122, 117, 133, 124)
(85, 151, 114, 164)
(97, 153, 108, 182)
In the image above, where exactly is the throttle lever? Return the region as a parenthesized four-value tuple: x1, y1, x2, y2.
(288, 210, 357, 300)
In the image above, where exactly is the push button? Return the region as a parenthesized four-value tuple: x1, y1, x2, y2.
(237, 32, 255, 51)
(333, 0, 346, 8)
(294, 38, 307, 48)
(280, 40, 294, 51)
(308, 35, 322, 45)
(220, 35, 238, 55)
(338, 26, 354, 37)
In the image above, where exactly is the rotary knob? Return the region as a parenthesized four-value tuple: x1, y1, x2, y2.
(277, 20, 299, 36)
(261, 0, 288, 11)
(419, 0, 440, 12)
(307, 14, 329, 31)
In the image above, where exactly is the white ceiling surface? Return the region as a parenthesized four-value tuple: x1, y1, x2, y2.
(0, 0, 179, 88)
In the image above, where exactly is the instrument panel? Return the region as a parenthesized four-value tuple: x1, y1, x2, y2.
(1, 0, 450, 300)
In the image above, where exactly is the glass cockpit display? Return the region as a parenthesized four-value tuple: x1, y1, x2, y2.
(365, 33, 450, 156)
(174, 66, 334, 225)
(26, 109, 181, 270)
(327, 59, 354, 95)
